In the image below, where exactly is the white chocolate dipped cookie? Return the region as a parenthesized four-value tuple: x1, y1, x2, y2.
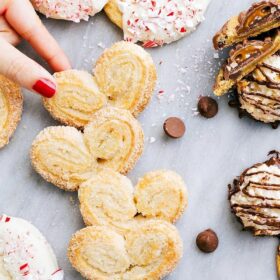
(229, 152, 280, 236)
(105, 0, 211, 47)
(0, 75, 23, 149)
(78, 169, 187, 230)
(0, 215, 63, 280)
(31, 0, 108, 22)
(68, 220, 183, 280)
(30, 107, 144, 191)
(43, 42, 157, 128)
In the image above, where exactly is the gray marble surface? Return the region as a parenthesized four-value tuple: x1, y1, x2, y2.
(1, 0, 279, 279)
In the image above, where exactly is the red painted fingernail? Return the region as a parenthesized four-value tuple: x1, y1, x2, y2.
(32, 79, 56, 98)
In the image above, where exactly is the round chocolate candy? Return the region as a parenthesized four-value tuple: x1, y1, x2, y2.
(196, 229, 219, 253)
(198, 96, 218, 118)
(163, 117, 185, 138)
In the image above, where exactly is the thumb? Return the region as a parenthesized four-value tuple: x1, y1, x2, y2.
(0, 37, 56, 98)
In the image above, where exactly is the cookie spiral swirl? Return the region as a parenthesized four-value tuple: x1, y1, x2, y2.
(30, 126, 93, 191)
(68, 220, 182, 280)
(78, 169, 137, 228)
(94, 41, 157, 117)
(30, 108, 144, 191)
(0, 75, 22, 149)
(43, 70, 106, 128)
(84, 107, 144, 174)
(134, 170, 188, 223)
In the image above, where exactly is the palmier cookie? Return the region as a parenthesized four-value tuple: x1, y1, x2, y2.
(213, 0, 280, 50)
(43, 70, 106, 128)
(213, 31, 280, 96)
(94, 41, 156, 116)
(78, 169, 187, 229)
(237, 51, 280, 124)
(0, 214, 63, 279)
(0, 75, 23, 149)
(68, 220, 183, 280)
(30, 107, 144, 191)
(134, 170, 188, 223)
(78, 169, 137, 230)
(31, 0, 108, 22)
(229, 151, 280, 236)
(104, 0, 210, 47)
(43, 42, 157, 128)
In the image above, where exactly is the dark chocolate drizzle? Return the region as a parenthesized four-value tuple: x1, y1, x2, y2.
(229, 152, 280, 235)
(236, 50, 280, 124)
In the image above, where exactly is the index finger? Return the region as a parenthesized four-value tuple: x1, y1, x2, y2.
(5, 0, 71, 72)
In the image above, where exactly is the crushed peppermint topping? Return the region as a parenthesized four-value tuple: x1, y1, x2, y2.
(0, 215, 63, 280)
(118, 0, 211, 46)
(32, 0, 108, 22)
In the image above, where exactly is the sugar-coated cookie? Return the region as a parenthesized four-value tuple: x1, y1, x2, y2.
(83, 107, 144, 174)
(43, 70, 106, 128)
(68, 220, 183, 280)
(43, 42, 156, 128)
(0, 75, 23, 149)
(30, 107, 144, 191)
(105, 0, 211, 47)
(78, 169, 187, 230)
(31, 0, 108, 22)
(0, 214, 63, 280)
(134, 170, 188, 223)
(94, 41, 157, 116)
(78, 169, 137, 229)
(213, 31, 280, 96)
(237, 51, 280, 124)
(229, 151, 280, 236)
(213, 0, 280, 50)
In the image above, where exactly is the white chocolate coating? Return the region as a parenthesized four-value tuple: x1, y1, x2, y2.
(230, 157, 280, 236)
(0, 215, 63, 280)
(118, 0, 211, 46)
(32, 0, 108, 22)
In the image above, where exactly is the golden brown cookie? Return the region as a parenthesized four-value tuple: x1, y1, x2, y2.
(83, 107, 144, 174)
(213, 31, 280, 96)
(43, 70, 106, 128)
(68, 220, 183, 280)
(30, 126, 93, 191)
(94, 41, 157, 117)
(213, 0, 280, 50)
(78, 169, 187, 229)
(30, 107, 144, 191)
(43, 42, 156, 127)
(134, 170, 188, 223)
(0, 75, 23, 148)
(104, 0, 122, 29)
(78, 169, 137, 228)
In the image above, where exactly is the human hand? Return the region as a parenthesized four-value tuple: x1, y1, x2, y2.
(0, 0, 71, 97)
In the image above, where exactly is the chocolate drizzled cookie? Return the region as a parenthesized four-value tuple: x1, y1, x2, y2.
(237, 51, 280, 123)
(213, 0, 280, 50)
(229, 151, 280, 236)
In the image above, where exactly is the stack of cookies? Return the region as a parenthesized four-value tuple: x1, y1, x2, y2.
(213, 0, 280, 125)
(30, 41, 188, 279)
